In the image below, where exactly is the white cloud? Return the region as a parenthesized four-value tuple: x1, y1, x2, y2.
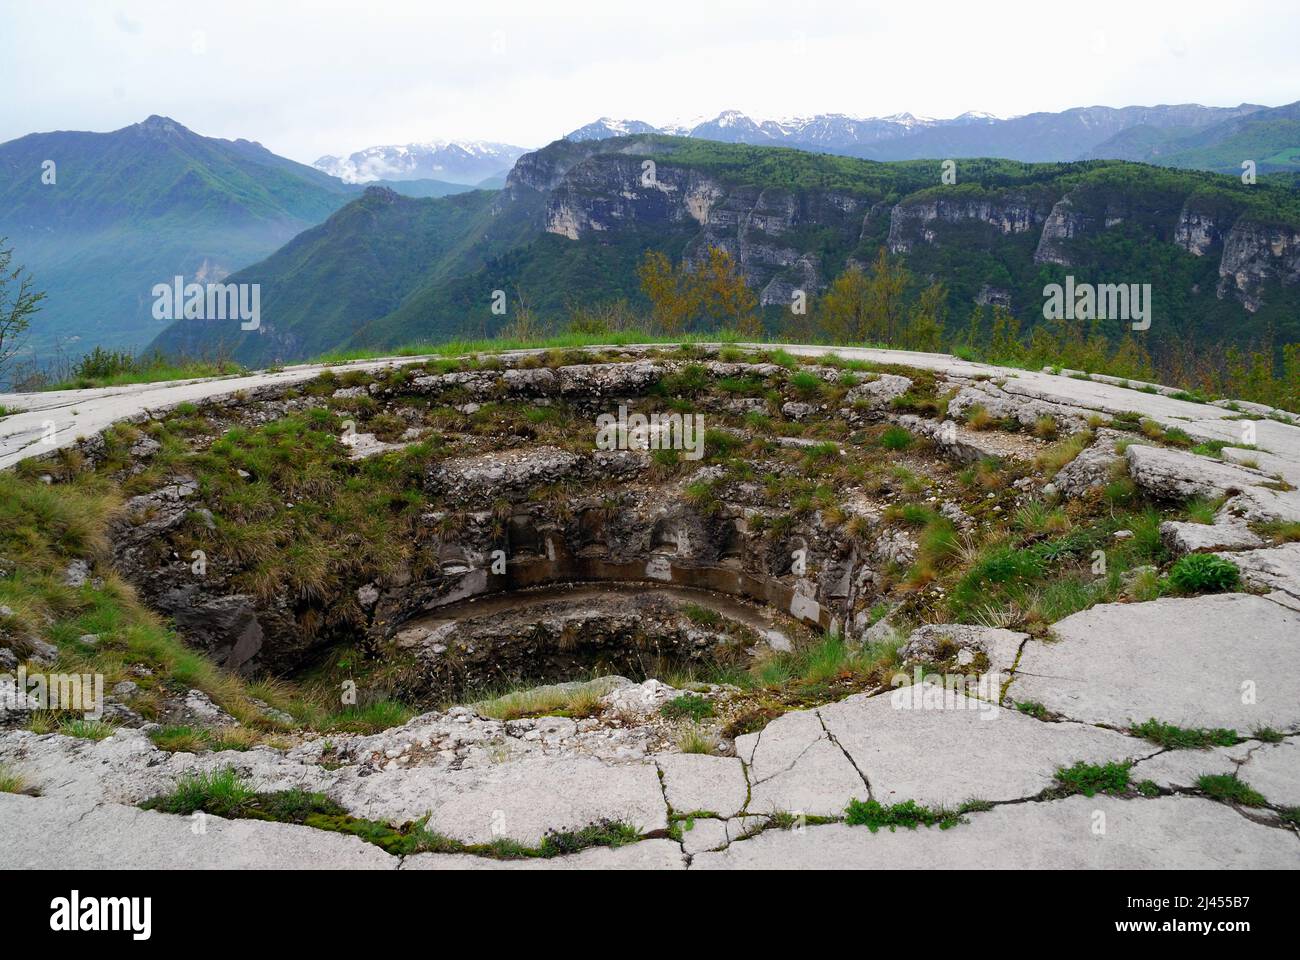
(1, 0, 1297, 162)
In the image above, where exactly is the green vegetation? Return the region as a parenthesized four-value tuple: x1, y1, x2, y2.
(56, 718, 117, 741)
(1053, 761, 1133, 797)
(1130, 719, 1237, 750)
(0, 763, 29, 795)
(1195, 774, 1267, 808)
(475, 680, 609, 721)
(141, 768, 641, 858)
(660, 693, 715, 722)
(38, 347, 244, 391)
(1166, 554, 1241, 594)
(844, 797, 990, 832)
(880, 426, 913, 450)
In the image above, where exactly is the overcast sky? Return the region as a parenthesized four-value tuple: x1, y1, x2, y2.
(3, 0, 1298, 163)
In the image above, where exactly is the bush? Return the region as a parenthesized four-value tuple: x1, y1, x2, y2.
(1167, 554, 1240, 594)
(880, 426, 913, 450)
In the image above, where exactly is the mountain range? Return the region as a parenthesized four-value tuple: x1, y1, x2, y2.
(566, 103, 1300, 173)
(313, 141, 527, 185)
(3, 102, 1298, 367)
(0, 117, 485, 359)
(147, 133, 1300, 368)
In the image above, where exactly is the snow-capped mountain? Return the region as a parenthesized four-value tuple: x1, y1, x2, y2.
(313, 140, 528, 185)
(559, 105, 1263, 163)
(563, 109, 974, 151)
(565, 118, 660, 141)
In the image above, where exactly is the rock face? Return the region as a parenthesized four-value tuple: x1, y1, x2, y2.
(1218, 221, 1300, 311)
(887, 193, 1050, 254)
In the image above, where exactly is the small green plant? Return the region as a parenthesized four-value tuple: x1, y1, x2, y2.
(147, 767, 257, 816)
(57, 718, 116, 741)
(0, 763, 29, 795)
(1196, 774, 1266, 807)
(1053, 761, 1132, 797)
(1130, 719, 1237, 750)
(1167, 554, 1240, 594)
(844, 797, 984, 832)
(680, 604, 721, 628)
(1016, 701, 1049, 720)
(676, 725, 719, 755)
(880, 426, 913, 451)
(661, 693, 715, 722)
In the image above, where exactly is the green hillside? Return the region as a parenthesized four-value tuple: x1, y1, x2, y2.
(0, 117, 364, 358)
(141, 136, 1300, 368)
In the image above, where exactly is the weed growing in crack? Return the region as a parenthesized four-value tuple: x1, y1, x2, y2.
(1052, 761, 1133, 798)
(1196, 774, 1266, 808)
(844, 797, 986, 832)
(1129, 719, 1237, 750)
(142, 770, 641, 858)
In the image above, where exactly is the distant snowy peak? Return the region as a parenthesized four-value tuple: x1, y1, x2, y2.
(564, 118, 660, 142)
(562, 109, 1007, 149)
(313, 140, 528, 185)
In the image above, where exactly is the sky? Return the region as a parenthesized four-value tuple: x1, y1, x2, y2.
(3, 0, 1298, 163)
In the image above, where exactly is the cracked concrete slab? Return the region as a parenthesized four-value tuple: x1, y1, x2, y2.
(1130, 744, 1255, 792)
(818, 685, 1150, 809)
(736, 709, 867, 817)
(693, 795, 1300, 869)
(400, 839, 687, 870)
(328, 756, 668, 846)
(1234, 740, 1300, 808)
(0, 793, 395, 870)
(678, 817, 730, 855)
(1014, 595, 1300, 731)
(655, 754, 748, 818)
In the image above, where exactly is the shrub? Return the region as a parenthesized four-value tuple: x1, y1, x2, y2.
(1167, 554, 1240, 594)
(880, 426, 913, 451)
(661, 693, 715, 722)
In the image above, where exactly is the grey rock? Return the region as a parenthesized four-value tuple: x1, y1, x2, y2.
(1051, 429, 1126, 498)
(63, 559, 91, 588)
(1161, 517, 1263, 554)
(1014, 595, 1300, 730)
(1216, 542, 1300, 603)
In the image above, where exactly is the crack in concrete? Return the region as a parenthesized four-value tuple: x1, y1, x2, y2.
(815, 709, 872, 800)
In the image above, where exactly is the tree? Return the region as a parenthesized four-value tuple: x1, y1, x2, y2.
(637, 250, 698, 335)
(816, 266, 871, 343)
(864, 247, 911, 344)
(904, 281, 947, 352)
(691, 245, 757, 331)
(987, 305, 1025, 363)
(0, 240, 45, 380)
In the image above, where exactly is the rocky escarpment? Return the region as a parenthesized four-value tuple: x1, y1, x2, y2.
(1217, 221, 1300, 311)
(887, 191, 1052, 254)
(542, 152, 866, 306)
